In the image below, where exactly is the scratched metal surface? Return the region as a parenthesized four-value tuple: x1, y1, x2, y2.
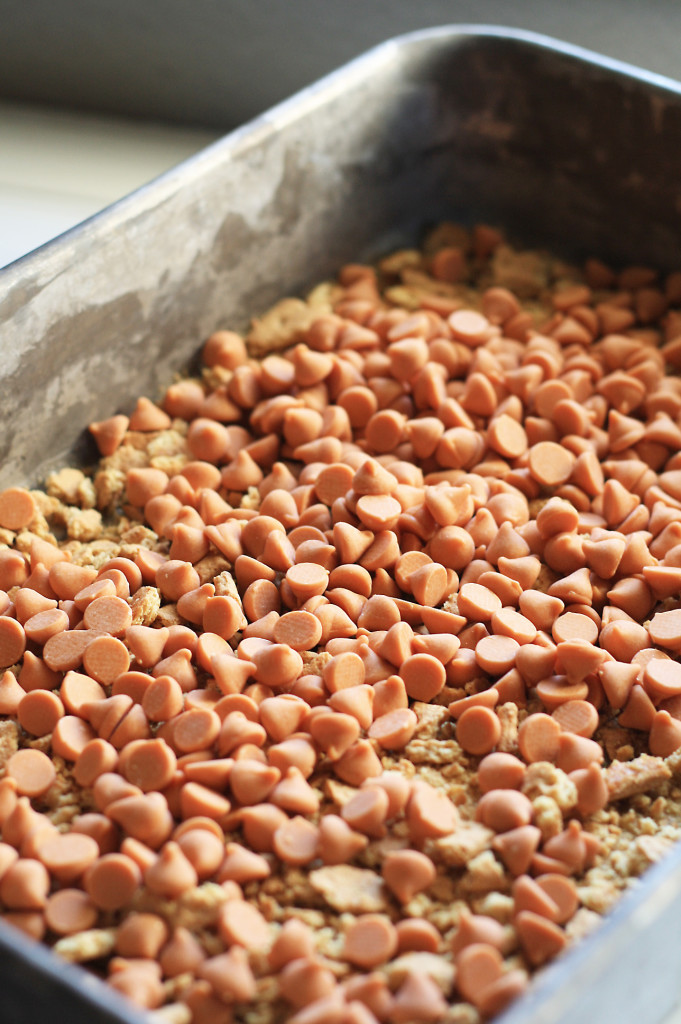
(1, 26, 681, 1023)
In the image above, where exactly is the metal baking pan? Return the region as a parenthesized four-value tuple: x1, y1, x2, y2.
(1, 24, 681, 1024)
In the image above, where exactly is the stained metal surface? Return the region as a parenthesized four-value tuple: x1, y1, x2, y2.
(1, 25, 681, 1024)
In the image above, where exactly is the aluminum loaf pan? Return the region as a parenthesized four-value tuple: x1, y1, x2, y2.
(1, 24, 681, 1024)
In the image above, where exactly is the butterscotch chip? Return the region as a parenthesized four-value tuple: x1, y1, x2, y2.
(391, 971, 448, 1023)
(0, 618, 26, 670)
(6, 749, 56, 797)
(400, 654, 446, 702)
(456, 942, 503, 1007)
(0, 488, 36, 531)
(198, 946, 256, 1003)
(36, 832, 99, 884)
(317, 814, 368, 865)
(456, 706, 502, 756)
(0, 858, 49, 909)
(407, 781, 458, 841)
(527, 442, 575, 487)
(45, 889, 98, 937)
(344, 915, 398, 968)
(515, 910, 567, 966)
(518, 713, 562, 763)
(144, 842, 198, 899)
(382, 850, 436, 904)
(476, 789, 533, 833)
(218, 900, 270, 952)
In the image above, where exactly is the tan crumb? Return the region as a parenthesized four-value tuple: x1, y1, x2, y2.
(148, 454, 189, 479)
(147, 428, 189, 459)
(101, 444, 148, 474)
(165, 417, 188, 437)
(301, 649, 332, 675)
(30, 489, 64, 523)
(530, 795, 565, 841)
(626, 811, 658, 837)
(431, 822, 495, 868)
(259, 871, 322, 912)
(405, 737, 463, 766)
(532, 561, 556, 595)
(400, 267, 462, 299)
(412, 764, 469, 800)
(156, 604, 183, 629)
(418, 880, 460, 912)
(45, 467, 96, 509)
(33, 516, 59, 542)
(489, 244, 550, 298)
(521, 761, 578, 812)
(68, 538, 122, 569)
(280, 908, 327, 931)
(121, 430, 152, 453)
(120, 524, 159, 549)
(0, 720, 20, 768)
(161, 972, 195, 1003)
(247, 297, 320, 356)
(194, 553, 231, 585)
(132, 882, 229, 931)
(627, 834, 676, 875)
(202, 364, 233, 390)
(565, 907, 603, 943)
(63, 507, 103, 542)
(314, 924, 348, 963)
(323, 779, 359, 808)
(378, 247, 423, 276)
(384, 755, 417, 781)
(41, 757, 81, 814)
(361, 835, 412, 871)
(26, 734, 52, 754)
(413, 702, 450, 737)
(213, 571, 247, 631)
(600, 725, 636, 762)
(497, 701, 519, 753)
(14, 530, 56, 555)
(213, 570, 243, 604)
(49, 803, 84, 829)
(443, 1005, 481, 1024)
(605, 754, 672, 800)
(427, 897, 467, 936)
(94, 467, 126, 509)
(241, 486, 261, 511)
(308, 865, 389, 913)
(575, 877, 622, 915)
(199, 929, 228, 958)
(457, 851, 509, 896)
(473, 892, 515, 925)
(305, 280, 339, 310)
(53, 928, 117, 963)
(384, 285, 424, 310)
(240, 986, 284, 1024)
(649, 796, 668, 821)
(148, 1003, 192, 1024)
(130, 585, 162, 626)
(665, 746, 681, 776)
